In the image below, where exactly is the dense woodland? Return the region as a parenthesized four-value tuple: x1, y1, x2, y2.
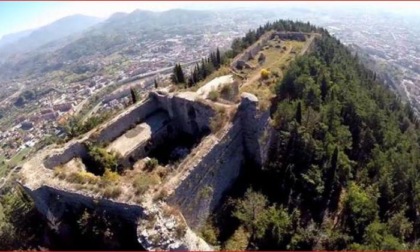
(206, 20, 420, 250)
(2, 19, 420, 250)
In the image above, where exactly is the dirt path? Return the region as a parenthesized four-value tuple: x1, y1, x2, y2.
(299, 33, 317, 56)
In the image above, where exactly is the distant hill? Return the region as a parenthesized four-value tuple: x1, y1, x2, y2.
(0, 14, 103, 59)
(0, 29, 34, 48)
(56, 9, 217, 61)
(0, 9, 279, 80)
(0, 9, 219, 79)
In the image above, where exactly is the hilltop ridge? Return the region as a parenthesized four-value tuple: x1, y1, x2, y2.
(2, 18, 420, 251)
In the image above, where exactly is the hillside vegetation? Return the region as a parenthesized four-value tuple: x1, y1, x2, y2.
(206, 21, 420, 250)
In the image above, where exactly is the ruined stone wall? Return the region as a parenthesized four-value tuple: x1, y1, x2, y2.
(96, 98, 159, 144)
(43, 142, 88, 169)
(272, 31, 306, 41)
(166, 93, 274, 231)
(20, 183, 144, 224)
(239, 93, 272, 166)
(167, 120, 245, 231)
(152, 92, 214, 136)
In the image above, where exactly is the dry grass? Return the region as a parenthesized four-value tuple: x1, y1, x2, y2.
(210, 106, 227, 133)
(153, 187, 169, 202)
(238, 39, 305, 112)
(103, 186, 122, 199)
(133, 172, 161, 195)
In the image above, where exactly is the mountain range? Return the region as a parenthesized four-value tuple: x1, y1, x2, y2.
(0, 14, 103, 62)
(0, 9, 279, 80)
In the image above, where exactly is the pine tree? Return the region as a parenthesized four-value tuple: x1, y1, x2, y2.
(320, 75, 329, 101)
(216, 47, 221, 68)
(296, 101, 302, 124)
(210, 52, 217, 68)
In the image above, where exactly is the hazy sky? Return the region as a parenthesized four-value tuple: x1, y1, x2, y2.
(1, 1, 420, 38)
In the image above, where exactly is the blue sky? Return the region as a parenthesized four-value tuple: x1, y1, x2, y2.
(1, 1, 420, 39)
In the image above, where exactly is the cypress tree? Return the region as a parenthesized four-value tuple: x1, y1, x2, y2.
(178, 64, 185, 83)
(130, 88, 137, 104)
(216, 47, 221, 68)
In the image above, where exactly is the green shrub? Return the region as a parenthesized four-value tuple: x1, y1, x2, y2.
(207, 90, 219, 101)
(68, 171, 99, 184)
(201, 222, 219, 245)
(144, 158, 158, 171)
(223, 226, 249, 251)
(85, 144, 121, 174)
(102, 168, 120, 183)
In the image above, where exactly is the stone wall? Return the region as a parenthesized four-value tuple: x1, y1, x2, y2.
(96, 98, 159, 144)
(43, 92, 216, 171)
(152, 91, 214, 136)
(272, 31, 306, 41)
(43, 142, 88, 169)
(166, 93, 272, 231)
(20, 183, 144, 225)
(167, 121, 245, 230)
(120, 120, 176, 167)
